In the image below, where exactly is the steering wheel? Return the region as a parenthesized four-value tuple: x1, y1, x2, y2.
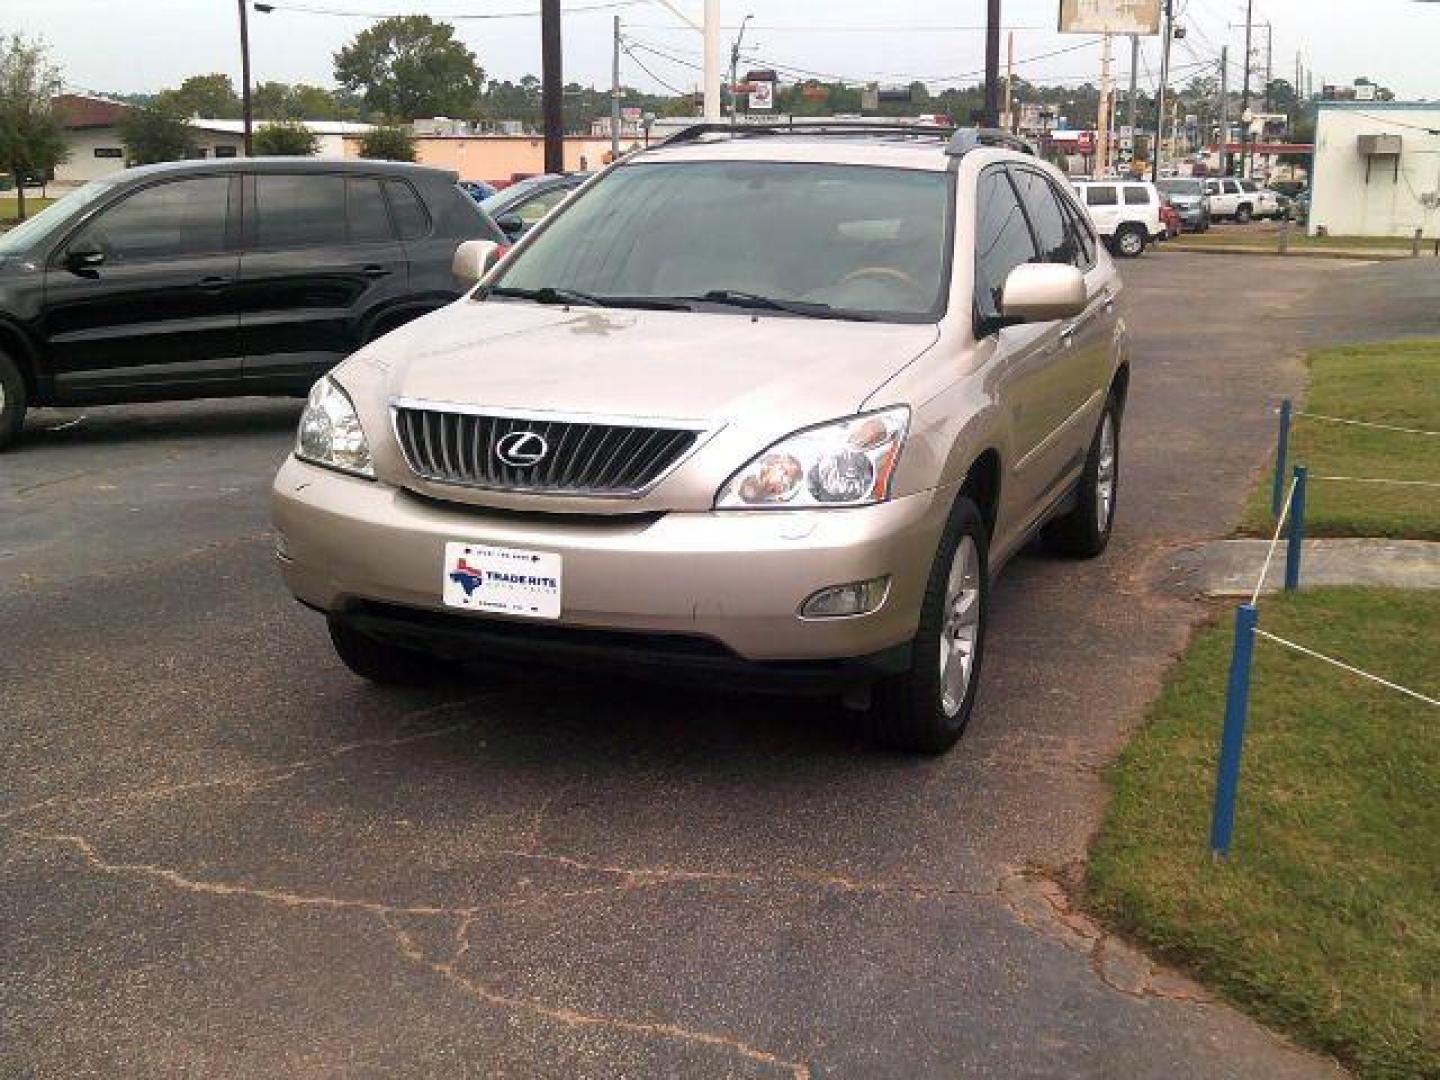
(837, 266, 922, 291)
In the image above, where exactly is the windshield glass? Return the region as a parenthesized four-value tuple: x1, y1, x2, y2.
(490, 161, 953, 322)
(1157, 179, 1204, 197)
(0, 179, 116, 255)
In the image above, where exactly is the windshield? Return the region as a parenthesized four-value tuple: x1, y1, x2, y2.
(1157, 179, 1204, 197)
(0, 179, 116, 255)
(480, 177, 549, 216)
(489, 161, 953, 322)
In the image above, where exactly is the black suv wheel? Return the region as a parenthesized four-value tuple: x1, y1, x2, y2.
(0, 349, 27, 451)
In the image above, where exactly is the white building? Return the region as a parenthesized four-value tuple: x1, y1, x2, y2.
(1309, 101, 1440, 238)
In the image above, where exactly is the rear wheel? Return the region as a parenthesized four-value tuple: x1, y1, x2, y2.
(328, 617, 448, 685)
(1043, 398, 1120, 559)
(1114, 224, 1146, 258)
(868, 498, 989, 754)
(1235, 203, 1254, 224)
(0, 349, 27, 452)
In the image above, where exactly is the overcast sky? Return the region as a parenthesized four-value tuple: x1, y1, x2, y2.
(8, 0, 1439, 104)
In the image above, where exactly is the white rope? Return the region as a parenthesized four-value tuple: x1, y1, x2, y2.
(1254, 629, 1440, 708)
(1252, 476, 1298, 606)
(1293, 410, 1440, 438)
(1311, 475, 1440, 489)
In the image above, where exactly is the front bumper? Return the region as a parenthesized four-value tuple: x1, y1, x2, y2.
(272, 456, 957, 664)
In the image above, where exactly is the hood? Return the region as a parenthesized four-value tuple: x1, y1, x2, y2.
(363, 298, 940, 428)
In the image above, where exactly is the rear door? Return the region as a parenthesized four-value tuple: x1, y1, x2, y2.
(237, 172, 407, 389)
(41, 174, 242, 401)
(1081, 184, 1121, 236)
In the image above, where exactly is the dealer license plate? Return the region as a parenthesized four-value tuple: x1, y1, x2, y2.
(442, 542, 562, 619)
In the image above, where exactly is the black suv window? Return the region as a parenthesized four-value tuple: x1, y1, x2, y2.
(384, 180, 431, 240)
(975, 167, 1038, 326)
(254, 174, 346, 249)
(347, 178, 394, 243)
(1085, 185, 1119, 207)
(1123, 185, 1151, 206)
(1011, 167, 1076, 265)
(71, 176, 230, 262)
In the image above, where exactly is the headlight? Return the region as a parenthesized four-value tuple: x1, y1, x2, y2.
(716, 407, 909, 509)
(296, 376, 374, 477)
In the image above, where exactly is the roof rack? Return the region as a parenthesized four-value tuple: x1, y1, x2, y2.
(661, 120, 958, 146)
(944, 128, 1037, 158)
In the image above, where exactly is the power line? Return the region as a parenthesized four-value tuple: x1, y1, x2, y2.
(620, 41, 690, 95)
(252, 0, 643, 18)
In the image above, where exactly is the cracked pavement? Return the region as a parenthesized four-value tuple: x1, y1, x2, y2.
(5, 254, 1437, 1077)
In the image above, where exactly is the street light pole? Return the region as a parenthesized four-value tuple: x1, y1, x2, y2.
(238, 0, 254, 156)
(729, 14, 754, 125)
(541, 0, 563, 173)
(611, 15, 622, 159)
(1149, 0, 1173, 182)
(984, 0, 1002, 127)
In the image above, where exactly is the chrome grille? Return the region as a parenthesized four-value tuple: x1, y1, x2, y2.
(392, 402, 703, 496)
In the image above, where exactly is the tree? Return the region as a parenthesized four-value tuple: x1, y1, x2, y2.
(253, 80, 361, 121)
(0, 34, 69, 221)
(156, 73, 241, 118)
(359, 124, 415, 161)
(253, 119, 319, 156)
(334, 16, 484, 120)
(118, 104, 197, 165)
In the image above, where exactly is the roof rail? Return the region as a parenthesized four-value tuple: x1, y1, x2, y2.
(945, 128, 1037, 158)
(661, 120, 958, 146)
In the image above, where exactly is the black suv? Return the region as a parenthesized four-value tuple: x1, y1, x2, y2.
(0, 158, 506, 449)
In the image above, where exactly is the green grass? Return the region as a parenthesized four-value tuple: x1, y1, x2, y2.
(1240, 341, 1440, 540)
(1089, 587, 1440, 1079)
(0, 196, 55, 226)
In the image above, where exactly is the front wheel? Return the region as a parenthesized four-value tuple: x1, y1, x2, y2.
(1114, 225, 1146, 258)
(1234, 204, 1254, 224)
(868, 498, 989, 754)
(1043, 398, 1120, 558)
(0, 349, 27, 452)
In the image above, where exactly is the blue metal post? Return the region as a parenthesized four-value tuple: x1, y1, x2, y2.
(1210, 603, 1259, 858)
(1285, 465, 1308, 592)
(1271, 399, 1292, 518)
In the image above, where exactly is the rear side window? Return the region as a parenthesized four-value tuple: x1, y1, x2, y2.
(974, 167, 1038, 326)
(384, 180, 431, 240)
(1011, 167, 1076, 265)
(72, 176, 230, 262)
(255, 174, 345, 248)
(1085, 186, 1119, 207)
(1054, 184, 1097, 272)
(347, 178, 393, 243)
(1239, 180, 1259, 193)
(1224, 180, 1242, 195)
(1123, 186, 1151, 206)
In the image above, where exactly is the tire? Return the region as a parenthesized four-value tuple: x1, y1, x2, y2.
(1042, 397, 1120, 559)
(1114, 225, 1146, 258)
(0, 349, 27, 452)
(1234, 204, 1253, 224)
(868, 497, 989, 755)
(328, 617, 448, 686)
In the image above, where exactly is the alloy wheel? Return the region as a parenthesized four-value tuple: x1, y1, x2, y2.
(939, 535, 982, 718)
(1096, 412, 1117, 533)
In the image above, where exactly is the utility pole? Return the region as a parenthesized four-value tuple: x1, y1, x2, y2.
(237, 0, 253, 156)
(1240, 0, 1253, 113)
(541, 0, 563, 173)
(1127, 36, 1140, 142)
(984, 0, 1002, 126)
(610, 15, 621, 159)
(1218, 45, 1230, 173)
(1096, 33, 1114, 178)
(1004, 31, 1015, 130)
(703, 0, 721, 120)
(1264, 22, 1273, 112)
(1149, 0, 1173, 181)
(728, 14, 754, 125)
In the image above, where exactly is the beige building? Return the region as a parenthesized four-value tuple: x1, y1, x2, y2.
(380, 135, 646, 185)
(1309, 101, 1440, 238)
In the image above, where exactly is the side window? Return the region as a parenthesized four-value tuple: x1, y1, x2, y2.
(70, 176, 229, 262)
(1011, 168, 1075, 264)
(384, 180, 431, 240)
(1054, 183, 1097, 271)
(974, 167, 1038, 326)
(1239, 180, 1259, 194)
(1224, 180, 1242, 195)
(254, 174, 346, 248)
(1123, 185, 1151, 206)
(1086, 186, 1119, 207)
(347, 178, 394, 244)
(514, 187, 569, 226)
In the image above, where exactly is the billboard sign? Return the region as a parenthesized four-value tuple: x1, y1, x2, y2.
(1058, 0, 1162, 35)
(749, 81, 775, 110)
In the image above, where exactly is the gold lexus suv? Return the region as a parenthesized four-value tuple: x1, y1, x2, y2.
(272, 125, 1129, 753)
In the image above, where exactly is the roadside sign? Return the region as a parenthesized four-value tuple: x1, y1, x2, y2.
(621, 106, 642, 122)
(750, 81, 775, 110)
(1058, 0, 1161, 35)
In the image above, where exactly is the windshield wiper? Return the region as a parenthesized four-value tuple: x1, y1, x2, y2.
(484, 285, 692, 312)
(681, 289, 873, 321)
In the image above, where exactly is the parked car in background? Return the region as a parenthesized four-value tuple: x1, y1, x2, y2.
(1158, 199, 1181, 239)
(1155, 178, 1212, 232)
(1203, 177, 1284, 222)
(480, 172, 591, 242)
(459, 179, 499, 202)
(1071, 179, 1166, 257)
(273, 125, 1131, 755)
(0, 158, 507, 450)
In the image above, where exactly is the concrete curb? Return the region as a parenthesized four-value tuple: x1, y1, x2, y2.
(1162, 243, 1416, 262)
(1172, 538, 1440, 597)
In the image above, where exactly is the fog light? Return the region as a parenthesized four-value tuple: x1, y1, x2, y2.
(800, 576, 891, 619)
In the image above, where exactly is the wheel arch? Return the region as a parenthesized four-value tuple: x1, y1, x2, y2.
(958, 447, 1002, 541)
(0, 319, 43, 403)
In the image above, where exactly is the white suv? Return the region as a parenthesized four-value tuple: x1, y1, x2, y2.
(1203, 177, 1283, 223)
(1071, 180, 1166, 258)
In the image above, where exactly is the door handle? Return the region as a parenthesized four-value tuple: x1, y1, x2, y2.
(196, 275, 230, 292)
(362, 265, 392, 278)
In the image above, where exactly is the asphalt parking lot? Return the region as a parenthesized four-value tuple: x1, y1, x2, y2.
(5, 252, 1439, 1078)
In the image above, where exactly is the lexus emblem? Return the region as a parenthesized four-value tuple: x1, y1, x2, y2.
(494, 430, 549, 468)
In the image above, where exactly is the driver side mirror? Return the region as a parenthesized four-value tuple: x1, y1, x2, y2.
(496, 214, 526, 240)
(1000, 263, 1087, 324)
(63, 246, 106, 275)
(452, 239, 501, 285)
